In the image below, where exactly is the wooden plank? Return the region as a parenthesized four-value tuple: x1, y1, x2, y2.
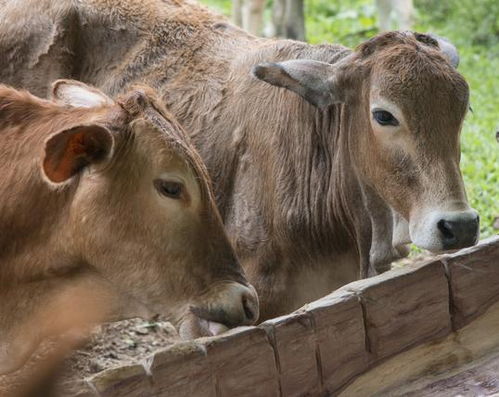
(199, 326, 279, 397)
(338, 259, 451, 361)
(88, 364, 150, 397)
(304, 291, 368, 395)
(148, 341, 215, 397)
(341, 300, 499, 397)
(399, 350, 499, 397)
(445, 236, 499, 329)
(261, 312, 320, 397)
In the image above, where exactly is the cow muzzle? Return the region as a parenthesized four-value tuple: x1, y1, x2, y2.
(179, 282, 259, 338)
(410, 208, 480, 252)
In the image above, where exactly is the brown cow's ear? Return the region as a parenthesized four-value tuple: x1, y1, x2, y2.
(252, 60, 344, 108)
(51, 80, 114, 108)
(42, 125, 114, 184)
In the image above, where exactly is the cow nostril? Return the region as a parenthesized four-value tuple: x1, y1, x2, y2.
(437, 219, 455, 241)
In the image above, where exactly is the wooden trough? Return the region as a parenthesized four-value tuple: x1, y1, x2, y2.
(76, 236, 499, 396)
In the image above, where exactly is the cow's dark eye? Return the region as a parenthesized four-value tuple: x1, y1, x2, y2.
(154, 179, 183, 199)
(372, 110, 399, 126)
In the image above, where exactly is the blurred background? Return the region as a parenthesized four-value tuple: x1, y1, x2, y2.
(202, 0, 499, 240)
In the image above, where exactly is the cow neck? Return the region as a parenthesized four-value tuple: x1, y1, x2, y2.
(281, 103, 358, 256)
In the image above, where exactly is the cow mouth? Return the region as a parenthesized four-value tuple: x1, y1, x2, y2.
(178, 307, 229, 339)
(193, 315, 229, 336)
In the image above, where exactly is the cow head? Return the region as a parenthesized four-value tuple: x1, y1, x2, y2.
(43, 81, 258, 336)
(253, 32, 479, 253)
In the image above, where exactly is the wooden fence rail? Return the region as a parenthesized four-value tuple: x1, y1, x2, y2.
(76, 236, 499, 397)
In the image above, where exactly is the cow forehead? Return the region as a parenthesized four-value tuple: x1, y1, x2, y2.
(127, 107, 214, 202)
(368, 49, 469, 125)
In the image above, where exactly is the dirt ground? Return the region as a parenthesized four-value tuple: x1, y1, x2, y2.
(56, 317, 180, 393)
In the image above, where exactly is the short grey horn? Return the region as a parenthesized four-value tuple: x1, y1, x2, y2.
(428, 33, 460, 68)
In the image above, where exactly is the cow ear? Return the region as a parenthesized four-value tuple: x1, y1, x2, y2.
(51, 80, 114, 108)
(252, 60, 343, 108)
(42, 124, 114, 184)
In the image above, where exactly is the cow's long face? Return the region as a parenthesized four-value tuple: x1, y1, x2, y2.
(46, 82, 258, 337)
(253, 32, 479, 253)
(354, 34, 478, 252)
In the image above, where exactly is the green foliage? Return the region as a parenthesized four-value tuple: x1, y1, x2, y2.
(306, 0, 377, 47)
(200, 0, 499, 238)
(201, 0, 231, 16)
(417, 0, 499, 46)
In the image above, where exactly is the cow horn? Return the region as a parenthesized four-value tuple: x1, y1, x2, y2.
(427, 33, 460, 68)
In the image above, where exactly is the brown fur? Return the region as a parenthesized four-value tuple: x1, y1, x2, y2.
(0, 0, 474, 319)
(0, 82, 257, 375)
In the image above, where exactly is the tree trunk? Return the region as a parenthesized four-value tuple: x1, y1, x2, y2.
(243, 0, 266, 35)
(233, 0, 243, 27)
(272, 0, 305, 41)
(376, 0, 414, 32)
(284, 0, 305, 40)
(271, 0, 286, 36)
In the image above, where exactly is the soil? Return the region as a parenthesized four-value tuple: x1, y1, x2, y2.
(64, 317, 180, 379)
(56, 317, 180, 394)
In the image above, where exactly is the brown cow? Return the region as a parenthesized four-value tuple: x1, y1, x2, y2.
(0, 0, 479, 320)
(0, 80, 258, 374)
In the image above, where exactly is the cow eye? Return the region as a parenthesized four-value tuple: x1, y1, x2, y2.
(154, 179, 184, 199)
(372, 110, 399, 126)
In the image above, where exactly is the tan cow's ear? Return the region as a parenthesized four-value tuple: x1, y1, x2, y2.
(252, 60, 344, 108)
(51, 80, 114, 108)
(42, 125, 114, 184)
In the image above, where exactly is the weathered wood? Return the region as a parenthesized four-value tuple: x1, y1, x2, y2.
(261, 312, 320, 397)
(399, 350, 499, 397)
(341, 299, 499, 396)
(445, 236, 499, 329)
(199, 326, 279, 397)
(148, 341, 214, 397)
(87, 364, 150, 397)
(57, 379, 99, 397)
(304, 291, 368, 395)
(75, 238, 499, 397)
(338, 259, 451, 361)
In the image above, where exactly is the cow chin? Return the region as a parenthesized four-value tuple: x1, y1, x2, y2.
(409, 207, 480, 252)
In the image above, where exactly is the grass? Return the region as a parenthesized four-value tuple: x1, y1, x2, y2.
(200, 0, 499, 239)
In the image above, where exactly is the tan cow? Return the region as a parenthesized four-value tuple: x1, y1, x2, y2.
(0, 0, 479, 320)
(0, 81, 258, 374)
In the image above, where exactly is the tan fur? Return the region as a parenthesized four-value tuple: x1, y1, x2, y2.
(0, 0, 474, 319)
(0, 83, 256, 374)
